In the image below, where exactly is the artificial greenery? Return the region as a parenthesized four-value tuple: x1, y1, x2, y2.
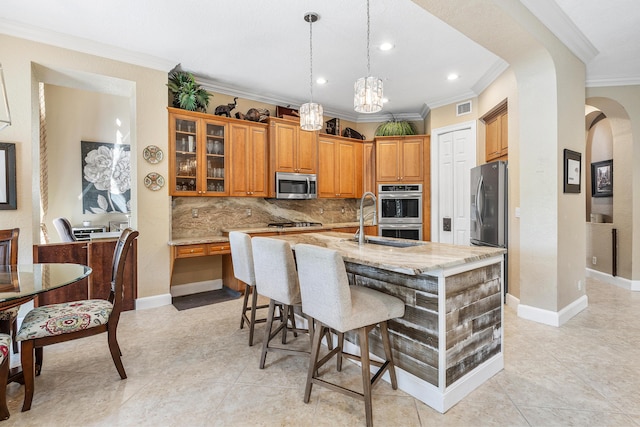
(374, 118, 417, 136)
(167, 71, 210, 112)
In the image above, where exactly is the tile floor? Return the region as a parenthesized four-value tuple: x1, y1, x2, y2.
(4, 277, 640, 426)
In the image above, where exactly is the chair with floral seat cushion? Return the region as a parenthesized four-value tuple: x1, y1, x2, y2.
(0, 334, 11, 420)
(16, 228, 138, 412)
(0, 228, 20, 354)
(52, 217, 76, 242)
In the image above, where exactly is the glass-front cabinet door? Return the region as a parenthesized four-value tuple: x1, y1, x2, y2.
(204, 120, 226, 194)
(173, 115, 199, 194)
(169, 109, 228, 196)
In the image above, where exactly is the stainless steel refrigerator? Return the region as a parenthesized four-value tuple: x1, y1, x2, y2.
(470, 161, 508, 291)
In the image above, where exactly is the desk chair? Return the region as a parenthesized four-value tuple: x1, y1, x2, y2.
(16, 228, 138, 412)
(0, 228, 20, 353)
(53, 217, 76, 242)
(295, 244, 405, 427)
(229, 232, 269, 346)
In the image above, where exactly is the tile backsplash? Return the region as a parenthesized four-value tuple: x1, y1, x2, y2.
(171, 197, 361, 239)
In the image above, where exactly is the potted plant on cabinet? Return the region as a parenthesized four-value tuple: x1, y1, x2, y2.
(375, 116, 417, 136)
(167, 71, 211, 112)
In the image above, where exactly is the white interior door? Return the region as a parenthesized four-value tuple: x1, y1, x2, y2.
(431, 122, 476, 245)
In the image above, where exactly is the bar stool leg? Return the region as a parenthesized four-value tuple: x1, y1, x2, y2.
(336, 332, 344, 371)
(304, 323, 325, 403)
(248, 286, 259, 346)
(358, 326, 374, 427)
(380, 321, 398, 389)
(259, 299, 277, 369)
(240, 282, 250, 329)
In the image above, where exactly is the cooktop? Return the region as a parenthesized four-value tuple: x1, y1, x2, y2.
(267, 222, 322, 228)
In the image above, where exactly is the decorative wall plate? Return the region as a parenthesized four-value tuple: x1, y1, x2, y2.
(144, 172, 165, 191)
(143, 145, 163, 164)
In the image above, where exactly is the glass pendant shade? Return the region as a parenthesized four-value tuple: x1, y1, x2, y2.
(0, 63, 11, 131)
(299, 102, 323, 131)
(354, 76, 383, 113)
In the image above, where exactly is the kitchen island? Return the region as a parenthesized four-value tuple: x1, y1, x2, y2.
(271, 232, 506, 413)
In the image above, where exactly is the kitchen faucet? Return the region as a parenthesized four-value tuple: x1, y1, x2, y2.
(357, 192, 377, 245)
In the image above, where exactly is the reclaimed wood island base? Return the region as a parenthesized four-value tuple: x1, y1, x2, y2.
(272, 232, 506, 413)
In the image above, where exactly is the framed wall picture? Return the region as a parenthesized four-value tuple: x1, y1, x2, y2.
(591, 159, 613, 197)
(563, 149, 581, 194)
(0, 142, 17, 210)
(81, 141, 131, 213)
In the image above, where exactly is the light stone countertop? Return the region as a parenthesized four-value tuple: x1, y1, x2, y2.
(168, 223, 361, 246)
(269, 232, 507, 276)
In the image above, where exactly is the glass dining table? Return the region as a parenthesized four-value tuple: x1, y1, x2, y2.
(0, 263, 92, 312)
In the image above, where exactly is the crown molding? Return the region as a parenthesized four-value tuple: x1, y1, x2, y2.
(427, 91, 477, 110)
(471, 59, 510, 95)
(586, 75, 640, 88)
(518, 0, 599, 64)
(0, 18, 176, 72)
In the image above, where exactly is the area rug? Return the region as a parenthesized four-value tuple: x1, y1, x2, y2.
(172, 287, 241, 311)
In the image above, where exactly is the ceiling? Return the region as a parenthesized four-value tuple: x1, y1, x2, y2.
(1, 0, 639, 122)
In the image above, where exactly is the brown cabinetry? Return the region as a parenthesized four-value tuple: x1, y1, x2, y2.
(228, 122, 269, 197)
(482, 101, 508, 162)
(317, 134, 363, 198)
(363, 141, 375, 194)
(269, 117, 318, 175)
(33, 239, 137, 311)
(375, 136, 425, 183)
(169, 108, 228, 196)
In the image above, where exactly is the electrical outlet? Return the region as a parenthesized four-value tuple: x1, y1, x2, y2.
(191, 208, 198, 218)
(578, 280, 582, 290)
(320, 208, 324, 214)
(341, 207, 345, 214)
(592, 256, 597, 265)
(246, 209, 252, 217)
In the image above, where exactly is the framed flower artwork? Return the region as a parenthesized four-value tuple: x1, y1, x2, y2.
(81, 141, 131, 213)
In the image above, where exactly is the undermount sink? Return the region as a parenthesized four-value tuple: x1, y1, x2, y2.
(348, 237, 425, 248)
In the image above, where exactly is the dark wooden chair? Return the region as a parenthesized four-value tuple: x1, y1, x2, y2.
(0, 228, 20, 353)
(16, 228, 138, 411)
(0, 334, 11, 420)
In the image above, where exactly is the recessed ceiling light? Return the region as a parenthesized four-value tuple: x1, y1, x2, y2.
(447, 73, 460, 81)
(382, 98, 389, 103)
(379, 43, 394, 51)
(316, 77, 327, 85)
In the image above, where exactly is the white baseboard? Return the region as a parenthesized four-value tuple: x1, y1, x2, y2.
(586, 268, 640, 291)
(170, 279, 223, 297)
(517, 295, 588, 327)
(505, 293, 519, 308)
(135, 293, 172, 310)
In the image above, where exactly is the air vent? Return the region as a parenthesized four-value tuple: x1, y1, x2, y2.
(456, 100, 472, 116)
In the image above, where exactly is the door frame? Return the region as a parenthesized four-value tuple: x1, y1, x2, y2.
(430, 120, 477, 243)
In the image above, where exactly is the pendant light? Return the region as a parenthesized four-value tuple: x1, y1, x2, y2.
(354, 0, 383, 113)
(0, 63, 11, 131)
(300, 12, 323, 131)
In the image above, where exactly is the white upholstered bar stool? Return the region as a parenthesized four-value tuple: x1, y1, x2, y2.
(229, 231, 269, 346)
(251, 237, 310, 368)
(295, 244, 405, 427)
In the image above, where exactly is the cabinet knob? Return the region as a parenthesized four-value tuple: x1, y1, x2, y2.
(190, 249, 194, 253)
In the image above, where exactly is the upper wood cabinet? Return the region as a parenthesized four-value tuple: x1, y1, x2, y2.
(375, 136, 426, 183)
(169, 108, 228, 196)
(362, 141, 375, 194)
(228, 122, 269, 197)
(269, 117, 318, 174)
(317, 134, 363, 198)
(482, 101, 508, 162)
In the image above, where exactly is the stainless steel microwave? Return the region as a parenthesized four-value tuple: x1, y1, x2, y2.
(275, 172, 317, 199)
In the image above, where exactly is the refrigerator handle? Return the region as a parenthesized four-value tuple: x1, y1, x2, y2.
(476, 175, 484, 227)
